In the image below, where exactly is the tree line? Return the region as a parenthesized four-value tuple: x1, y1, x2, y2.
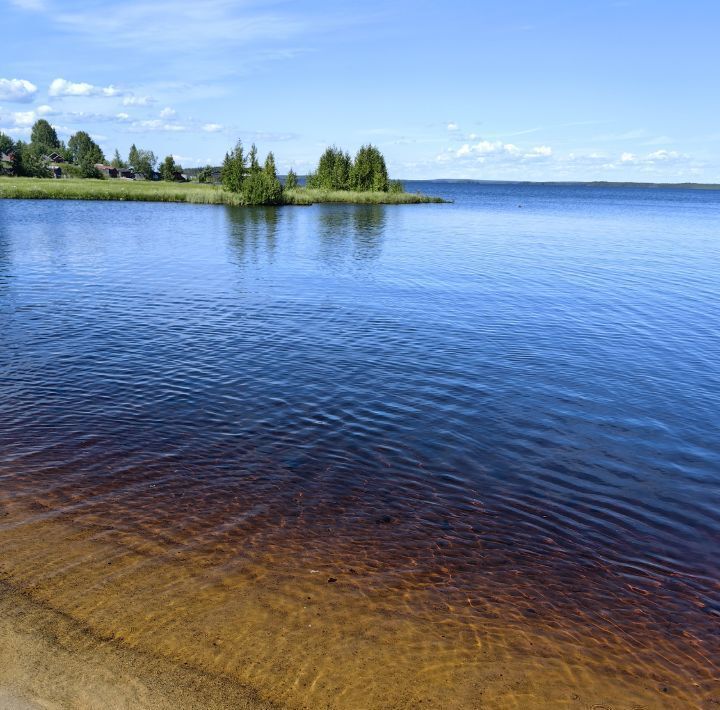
(0, 119, 184, 181)
(2, 120, 404, 204)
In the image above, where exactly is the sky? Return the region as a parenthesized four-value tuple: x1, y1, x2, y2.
(1, 0, 718, 181)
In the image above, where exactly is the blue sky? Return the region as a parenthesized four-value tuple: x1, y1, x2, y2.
(1, 0, 718, 181)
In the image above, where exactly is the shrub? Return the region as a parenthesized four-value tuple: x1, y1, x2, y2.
(241, 171, 283, 205)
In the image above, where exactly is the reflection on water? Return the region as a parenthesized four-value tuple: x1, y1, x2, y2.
(0, 185, 719, 708)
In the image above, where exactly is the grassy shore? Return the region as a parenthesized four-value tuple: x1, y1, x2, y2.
(0, 177, 445, 205)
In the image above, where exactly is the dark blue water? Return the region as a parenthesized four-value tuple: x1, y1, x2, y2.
(0, 182, 719, 704)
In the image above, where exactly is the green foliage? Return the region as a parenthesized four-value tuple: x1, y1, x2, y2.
(12, 142, 51, 178)
(350, 144, 388, 192)
(30, 119, 61, 154)
(307, 146, 352, 190)
(78, 155, 103, 179)
(264, 151, 277, 180)
(0, 178, 445, 205)
(160, 155, 179, 181)
(248, 143, 260, 173)
(285, 168, 298, 190)
(197, 165, 214, 183)
(0, 131, 14, 155)
(221, 140, 247, 192)
(128, 144, 139, 168)
(0, 132, 17, 175)
(67, 131, 105, 166)
(129, 147, 157, 179)
(111, 149, 127, 169)
(241, 171, 283, 205)
(388, 179, 404, 194)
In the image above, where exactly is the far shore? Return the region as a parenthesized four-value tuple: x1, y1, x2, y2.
(0, 177, 446, 206)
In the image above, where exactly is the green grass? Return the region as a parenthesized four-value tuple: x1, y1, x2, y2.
(282, 187, 446, 204)
(0, 177, 446, 206)
(0, 176, 244, 205)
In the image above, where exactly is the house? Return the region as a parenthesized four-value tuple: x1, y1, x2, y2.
(0, 151, 15, 175)
(118, 168, 134, 179)
(50, 166, 62, 178)
(48, 152, 66, 164)
(95, 164, 118, 178)
(172, 171, 188, 182)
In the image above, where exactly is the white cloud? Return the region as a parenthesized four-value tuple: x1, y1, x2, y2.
(122, 95, 154, 106)
(116, 112, 130, 121)
(159, 107, 176, 118)
(36, 104, 55, 116)
(129, 119, 187, 132)
(0, 78, 38, 103)
(49, 78, 123, 97)
(11, 110, 37, 127)
(202, 123, 223, 133)
(447, 122, 459, 132)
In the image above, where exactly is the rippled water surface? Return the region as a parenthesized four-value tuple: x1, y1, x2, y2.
(0, 183, 719, 708)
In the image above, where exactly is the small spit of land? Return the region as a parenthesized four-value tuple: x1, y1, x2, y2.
(0, 177, 445, 205)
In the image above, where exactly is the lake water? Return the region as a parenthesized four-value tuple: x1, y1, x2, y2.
(0, 183, 718, 708)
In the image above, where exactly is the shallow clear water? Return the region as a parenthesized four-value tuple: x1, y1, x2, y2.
(0, 183, 718, 708)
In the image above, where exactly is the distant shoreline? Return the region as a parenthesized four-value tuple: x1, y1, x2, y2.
(0, 177, 446, 206)
(405, 179, 720, 190)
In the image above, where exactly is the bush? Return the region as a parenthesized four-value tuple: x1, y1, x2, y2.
(389, 179, 404, 194)
(241, 171, 283, 205)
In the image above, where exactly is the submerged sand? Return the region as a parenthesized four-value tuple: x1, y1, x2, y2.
(0, 492, 715, 709)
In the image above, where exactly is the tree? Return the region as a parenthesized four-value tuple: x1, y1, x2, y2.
(197, 165, 214, 183)
(68, 131, 104, 165)
(0, 132, 16, 175)
(79, 155, 102, 179)
(285, 168, 298, 190)
(128, 144, 139, 168)
(14, 141, 52, 178)
(129, 146, 157, 179)
(111, 149, 127, 169)
(160, 154, 179, 181)
(350, 144, 388, 192)
(307, 146, 352, 190)
(248, 143, 260, 173)
(30, 119, 61, 154)
(241, 171, 283, 205)
(0, 131, 13, 155)
(221, 140, 247, 192)
(264, 151, 277, 180)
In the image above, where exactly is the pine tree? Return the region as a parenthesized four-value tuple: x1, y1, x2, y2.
(248, 143, 260, 173)
(111, 149, 127, 169)
(285, 168, 298, 190)
(128, 144, 139, 169)
(221, 140, 247, 192)
(264, 152, 277, 179)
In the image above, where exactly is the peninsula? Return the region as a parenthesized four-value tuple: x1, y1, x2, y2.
(0, 121, 444, 205)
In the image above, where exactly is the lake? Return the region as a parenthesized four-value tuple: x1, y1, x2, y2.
(0, 182, 718, 708)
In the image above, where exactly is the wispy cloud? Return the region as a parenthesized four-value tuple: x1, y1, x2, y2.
(52, 0, 329, 52)
(122, 95, 155, 106)
(9, 0, 45, 10)
(0, 78, 38, 103)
